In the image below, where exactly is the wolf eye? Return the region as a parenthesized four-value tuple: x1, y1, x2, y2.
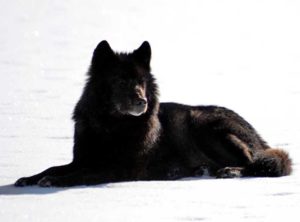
(118, 79, 127, 87)
(137, 79, 146, 87)
(139, 80, 145, 85)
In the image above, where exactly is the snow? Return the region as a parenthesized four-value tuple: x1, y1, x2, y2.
(1, 0, 300, 221)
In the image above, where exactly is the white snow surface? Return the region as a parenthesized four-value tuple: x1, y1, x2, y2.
(1, 0, 300, 221)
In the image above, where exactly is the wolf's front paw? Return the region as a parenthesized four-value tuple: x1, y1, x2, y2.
(38, 176, 58, 187)
(15, 177, 35, 187)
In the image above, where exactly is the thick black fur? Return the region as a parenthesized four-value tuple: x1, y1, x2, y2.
(15, 41, 292, 187)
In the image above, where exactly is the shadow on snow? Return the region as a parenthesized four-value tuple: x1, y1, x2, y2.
(0, 183, 106, 196)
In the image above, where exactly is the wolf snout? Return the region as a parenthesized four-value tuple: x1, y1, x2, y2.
(134, 98, 147, 107)
(128, 97, 148, 116)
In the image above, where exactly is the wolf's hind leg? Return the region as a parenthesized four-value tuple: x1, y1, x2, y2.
(226, 134, 254, 163)
(219, 134, 292, 177)
(215, 134, 253, 178)
(216, 167, 244, 178)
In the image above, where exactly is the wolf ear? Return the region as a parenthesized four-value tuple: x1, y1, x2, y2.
(91, 40, 115, 67)
(133, 41, 151, 68)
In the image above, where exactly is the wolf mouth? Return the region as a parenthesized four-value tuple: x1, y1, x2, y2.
(127, 108, 147, 116)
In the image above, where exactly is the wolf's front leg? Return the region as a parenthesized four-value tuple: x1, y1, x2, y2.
(14, 163, 76, 187)
(37, 169, 117, 187)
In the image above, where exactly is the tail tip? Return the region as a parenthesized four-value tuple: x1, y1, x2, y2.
(246, 148, 292, 177)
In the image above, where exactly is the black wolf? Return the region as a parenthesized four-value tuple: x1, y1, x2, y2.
(15, 41, 292, 187)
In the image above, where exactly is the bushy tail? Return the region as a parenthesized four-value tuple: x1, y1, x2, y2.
(244, 149, 292, 177)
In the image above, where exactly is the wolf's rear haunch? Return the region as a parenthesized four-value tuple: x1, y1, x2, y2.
(15, 41, 292, 187)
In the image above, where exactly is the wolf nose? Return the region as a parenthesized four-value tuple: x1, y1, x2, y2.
(135, 98, 147, 106)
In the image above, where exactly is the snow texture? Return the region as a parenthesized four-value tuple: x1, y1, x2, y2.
(1, 0, 300, 221)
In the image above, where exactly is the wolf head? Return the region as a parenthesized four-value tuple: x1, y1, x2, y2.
(86, 41, 159, 117)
